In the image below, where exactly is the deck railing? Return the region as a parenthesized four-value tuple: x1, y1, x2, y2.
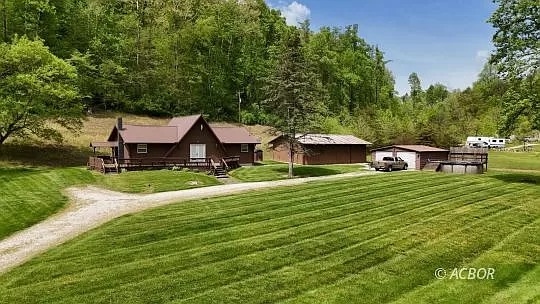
(89, 156, 240, 173)
(117, 157, 212, 171)
(87, 156, 109, 173)
(221, 156, 240, 170)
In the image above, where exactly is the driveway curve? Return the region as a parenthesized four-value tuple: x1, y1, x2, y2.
(0, 171, 378, 274)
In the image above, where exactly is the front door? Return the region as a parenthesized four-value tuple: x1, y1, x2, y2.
(190, 144, 206, 161)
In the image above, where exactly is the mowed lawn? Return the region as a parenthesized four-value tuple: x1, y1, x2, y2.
(230, 163, 365, 182)
(96, 170, 221, 193)
(0, 167, 97, 240)
(0, 168, 220, 241)
(0, 172, 538, 303)
(489, 150, 540, 171)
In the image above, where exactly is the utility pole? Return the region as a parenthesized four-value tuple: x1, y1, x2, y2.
(237, 91, 242, 123)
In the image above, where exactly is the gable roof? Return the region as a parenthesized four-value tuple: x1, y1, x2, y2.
(269, 134, 371, 145)
(167, 114, 203, 141)
(371, 145, 449, 152)
(212, 127, 260, 144)
(105, 115, 257, 145)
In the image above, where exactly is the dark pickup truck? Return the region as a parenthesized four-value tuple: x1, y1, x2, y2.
(371, 156, 408, 172)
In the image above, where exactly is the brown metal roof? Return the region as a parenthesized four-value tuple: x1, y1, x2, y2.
(269, 134, 371, 145)
(298, 134, 371, 145)
(107, 115, 256, 145)
(371, 145, 449, 152)
(167, 114, 202, 141)
(212, 127, 261, 144)
(119, 125, 178, 143)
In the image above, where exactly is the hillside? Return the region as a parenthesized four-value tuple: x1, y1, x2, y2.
(0, 113, 275, 167)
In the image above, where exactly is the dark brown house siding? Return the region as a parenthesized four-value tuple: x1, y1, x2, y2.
(124, 143, 173, 159)
(271, 139, 368, 165)
(303, 144, 367, 164)
(168, 117, 225, 160)
(271, 139, 304, 164)
(223, 144, 255, 164)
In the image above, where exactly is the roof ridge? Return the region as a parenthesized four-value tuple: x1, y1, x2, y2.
(123, 124, 176, 127)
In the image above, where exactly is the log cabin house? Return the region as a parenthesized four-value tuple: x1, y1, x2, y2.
(89, 115, 260, 174)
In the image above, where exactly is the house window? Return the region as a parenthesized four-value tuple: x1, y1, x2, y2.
(241, 144, 249, 153)
(190, 144, 206, 161)
(137, 144, 148, 154)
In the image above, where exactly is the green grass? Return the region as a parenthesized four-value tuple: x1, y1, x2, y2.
(230, 163, 365, 182)
(489, 150, 540, 171)
(95, 170, 221, 193)
(0, 168, 220, 241)
(0, 167, 97, 240)
(0, 172, 538, 303)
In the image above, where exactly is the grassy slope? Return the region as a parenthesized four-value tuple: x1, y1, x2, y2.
(0, 168, 220, 241)
(96, 170, 221, 193)
(0, 113, 169, 167)
(0, 172, 538, 303)
(230, 163, 365, 182)
(0, 167, 97, 240)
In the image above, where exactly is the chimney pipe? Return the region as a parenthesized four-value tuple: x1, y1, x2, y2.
(117, 117, 123, 130)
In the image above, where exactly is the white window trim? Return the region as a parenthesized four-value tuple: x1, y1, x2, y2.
(137, 144, 148, 154)
(190, 144, 206, 161)
(241, 144, 249, 153)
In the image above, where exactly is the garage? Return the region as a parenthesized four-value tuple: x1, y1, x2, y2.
(396, 151, 417, 169)
(269, 134, 372, 165)
(371, 145, 449, 170)
(373, 151, 393, 161)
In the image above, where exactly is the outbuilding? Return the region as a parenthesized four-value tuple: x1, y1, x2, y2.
(371, 145, 449, 170)
(269, 134, 371, 165)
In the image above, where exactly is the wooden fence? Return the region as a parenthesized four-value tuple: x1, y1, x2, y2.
(449, 147, 489, 171)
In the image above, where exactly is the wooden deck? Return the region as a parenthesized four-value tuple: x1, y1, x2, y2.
(88, 156, 241, 174)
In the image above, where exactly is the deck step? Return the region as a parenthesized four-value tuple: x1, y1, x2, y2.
(213, 166, 228, 178)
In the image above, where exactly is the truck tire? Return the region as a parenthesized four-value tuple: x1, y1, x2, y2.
(387, 166, 392, 172)
(375, 168, 379, 171)
(403, 164, 408, 170)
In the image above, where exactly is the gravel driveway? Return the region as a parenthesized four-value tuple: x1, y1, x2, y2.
(0, 170, 376, 274)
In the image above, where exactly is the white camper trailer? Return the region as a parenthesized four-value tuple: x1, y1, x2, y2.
(487, 137, 507, 148)
(466, 136, 506, 148)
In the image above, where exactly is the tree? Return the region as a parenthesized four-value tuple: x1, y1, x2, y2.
(264, 30, 325, 178)
(425, 83, 449, 104)
(408, 72, 422, 102)
(489, 0, 539, 76)
(489, 0, 540, 132)
(0, 36, 81, 144)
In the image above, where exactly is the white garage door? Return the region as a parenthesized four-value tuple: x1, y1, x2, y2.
(396, 152, 416, 170)
(374, 151, 394, 161)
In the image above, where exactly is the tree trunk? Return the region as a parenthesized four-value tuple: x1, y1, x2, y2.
(288, 144, 294, 179)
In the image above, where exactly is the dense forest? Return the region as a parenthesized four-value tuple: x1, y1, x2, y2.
(0, 0, 538, 147)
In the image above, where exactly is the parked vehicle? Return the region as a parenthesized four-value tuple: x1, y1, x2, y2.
(371, 157, 408, 172)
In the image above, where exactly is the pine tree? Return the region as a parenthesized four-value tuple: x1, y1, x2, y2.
(264, 30, 325, 178)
